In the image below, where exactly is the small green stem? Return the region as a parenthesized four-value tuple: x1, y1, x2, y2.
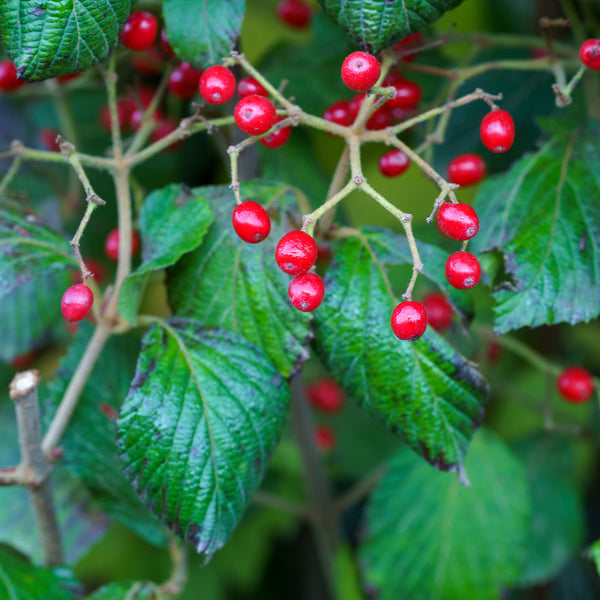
(302, 181, 355, 237)
(0, 156, 23, 196)
(105, 55, 124, 162)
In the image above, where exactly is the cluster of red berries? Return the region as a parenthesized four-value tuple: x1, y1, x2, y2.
(307, 377, 346, 452)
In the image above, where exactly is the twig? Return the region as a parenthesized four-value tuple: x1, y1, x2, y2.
(160, 535, 188, 598)
(335, 463, 388, 513)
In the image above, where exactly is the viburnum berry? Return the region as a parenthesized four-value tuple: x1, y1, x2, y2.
(341, 52, 381, 92)
(0, 60, 24, 91)
(10, 351, 37, 370)
(366, 106, 392, 130)
(378, 149, 410, 177)
(129, 106, 163, 133)
(276, 0, 312, 29)
(480, 109, 515, 153)
(232, 201, 271, 243)
(384, 74, 421, 109)
(260, 117, 291, 149)
(447, 154, 486, 186)
(238, 76, 268, 99)
(288, 272, 325, 312)
(85, 258, 106, 285)
(393, 32, 424, 62)
(39, 129, 60, 152)
(391, 301, 428, 341)
(556, 367, 595, 403)
(436, 203, 479, 241)
(131, 46, 165, 77)
(61, 284, 94, 322)
(151, 118, 182, 151)
(99, 97, 136, 133)
(347, 93, 365, 122)
(445, 251, 481, 289)
(199, 65, 236, 105)
(120, 11, 158, 51)
(422, 292, 453, 332)
(314, 424, 336, 452)
(580, 39, 600, 70)
(276, 231, 317, 274)
(307, 377, 345, 414)
(168, 63, 203, 100)
(234, 95, 277, 136)
(105, 228, 141, 262)
(323, 100, 351, 127)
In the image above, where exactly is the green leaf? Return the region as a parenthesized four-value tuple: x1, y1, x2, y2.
(0, 545, 79, 600)
(43, 322, 167, 547)
(163, 0, 245, 69)
(0, 0, 132, 81)
(471, 125, 600, 333)
(313, 228, 488, 473)
(167, 181, 313, 378)
(119, 185, 213, 324)
(116, 318, 290, 560)
(360, 429, 531, 600)
(317, 0, 464, 53)
(84, 581, 160, 599)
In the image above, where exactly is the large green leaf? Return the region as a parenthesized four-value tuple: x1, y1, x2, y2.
(163, 0, 245, 68)
(312, 228, 488, 473)
(360, 429, 531, 600)
(116, 319, 290, 560)
(0, 0, 132, 80)
(167, 181, 312, 378)
(317, 0, 464, 53)
(471, 124, 600, 333)
(119, 185, 213, 324)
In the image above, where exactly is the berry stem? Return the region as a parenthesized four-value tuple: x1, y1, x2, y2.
(104, 55, 125, 163)
(316, 145, 351, 236)
(228, 136, 261, 204)
(554, 64, 586, 107)
(302, 180, 354, 237)
(0, 155, 22, 196)
(160, 535, 189, 598)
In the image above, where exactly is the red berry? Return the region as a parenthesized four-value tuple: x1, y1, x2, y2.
(314, 424, 336, 452)
(276, 0, 312, 29)
(347, 93, 365, 122)
(131, 46, 165, 76)
(480, 109, 515, 153)
(385, 76, 421, 110)
(10, 350, 37, 370)
(0, 60, 23, 91)
(393, 32, 424, 62)
(99, 98, 136, 133)
(580, 39, 600, 70)
(366, 106, 392, 130)
(61, 284, 94, 322)
(39, 128, 60, 152)
(390, 301, 428, 341)
(307, 377, 345, 414)
(120, 11, 158, 51)
(447, 153, 486, 186)
(129, 107, 163, 132)
(238, 76, 268, 99)
(323, 100, 351, 127)
(276, 231, 317, 274)
(105, 228, 141, 262)
(199, 65, 236, 105)
(288, 272, 325, 312)
(378, 149, 410, 177)
(445, 251, 481, 289)
(232, 201, 271, 243)
(556, 367, 595, 403)
(436, 203, 479, 241)
(234, 95, 277, 136)
(168, 62, 202, 99)
(85, 258, 106, 284)
(341, 52, 381, 92)
(260, 116, 291, 148)
(159, 29, 175, 57)
(151, 118, 182, 151)
(422, 292, 453, 332)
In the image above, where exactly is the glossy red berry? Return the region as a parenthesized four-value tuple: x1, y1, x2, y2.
(314, 424, 336, 452)
(0, 60, 23, 91)
(105, 228, 141, 262)
(199, 65, 236, 105)
(288, 272, 325, 312)
(307, 378, 345, 414)
(445, 251, 481, 289)
(260, 116, 291, 148)
(120, 11, 158, 51)
(422, 292, 453, 332)
(447, 153, 486, 186)
(391, 301, 428, 341)
(232, 201, 271, 243)
(366, 106, 392, 130)
(378, 149, 410, 177)
(580, 39, 600, 70)
(323, 100, 351, 127)
(556, 367, 595, 403)
(480, 109, 515, 153)
(276, 231, 317, 275)
(168, 62, 202, 100)
(61, 284, 94, 322)
(393, 32, 424, 62)
(238, 76, 268, 99)
(385, 76, 421, 109)
(39, 128, 60, 152)
(234, 95, 277, 136)
(341, 52, 381, 92)
(276, 0, 312, 29)
(436, 203, 479, 241)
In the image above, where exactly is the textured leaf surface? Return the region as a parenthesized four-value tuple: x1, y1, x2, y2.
(43, 322, 167, 547)
(167, 181, 312, 378)
(317, 0, 464, 53)
(472, 125, 600, 333)
(163, 0, 245, 68)
(116, 319, 290, 559)
(119, 185, 213, 324)
(361, 429, 531, 600)
(313, 228, 488, 473)
(0, 0, 132, 80)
